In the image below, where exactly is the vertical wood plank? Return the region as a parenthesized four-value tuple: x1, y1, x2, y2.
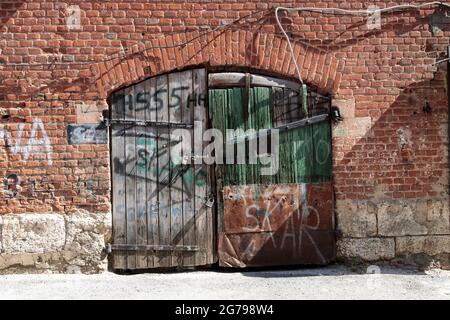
(278, 129, 288, 184)
(111, 89, 127, 269)
(312, 120, 332, 183)
(293, 89, 302, 121)
(168, 71, 184, 266)
(146, 77, 158, 268)
(181, 70, 196, 266)
(134, 80, 148, 269)
(193, 69, 213, 265)
(111, 68, 215, 270)
(228, 88, 245, 185)
(253, 87, 273, 185)
(287, 89, 300, 123)
(124, 86, 137, 270)
(273, 87, 286, 128)
(156, 74, 171, 267)
(210, 89, 226, 239)
(221, 89, 230, 186)
(246, 88, 255, 184)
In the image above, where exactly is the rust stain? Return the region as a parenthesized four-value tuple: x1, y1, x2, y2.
(219, 183, 335, 268)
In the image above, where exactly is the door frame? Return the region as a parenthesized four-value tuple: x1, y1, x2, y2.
(107, 67, 334, 270)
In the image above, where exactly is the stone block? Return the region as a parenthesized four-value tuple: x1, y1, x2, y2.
(336, 200, 377, 237)
(0, 212, 112, 273)
(378, 200, 449, 236)
(1, 214, 65, 254)
(337, 237, 395, 261)
(396, 235, 450, 256)
(333, 117, 372, 138)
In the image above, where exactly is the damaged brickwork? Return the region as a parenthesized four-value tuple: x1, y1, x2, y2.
(0, 1, 449, 272)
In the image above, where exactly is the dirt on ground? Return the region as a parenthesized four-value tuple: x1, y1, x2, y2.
(0, 265, 448, 300)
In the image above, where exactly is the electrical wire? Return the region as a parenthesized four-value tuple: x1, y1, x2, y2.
(3, 2, 449, 69)
(2, 2, 449, 70)
(433, 57, 450, 64)
(275, 1, 450, 85)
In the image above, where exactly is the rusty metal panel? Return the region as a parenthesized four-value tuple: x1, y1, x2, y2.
(218, 183, 335, 267)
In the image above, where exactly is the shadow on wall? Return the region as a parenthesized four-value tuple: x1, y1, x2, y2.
(0, 0, 25, 61)
(231, 7, 450, 266)
(333, 70, 450, 269)
(0, 0, 24, 67)
(222, 7, 450, 60)
(281, 10, 444, 53)
(334, 74, 449, 202)
(90, 6, 450, 94)
(5, 6, 447, 100)
(0, 1, 24, 27)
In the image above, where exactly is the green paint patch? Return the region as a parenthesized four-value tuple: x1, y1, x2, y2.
(210, 86, 332, 186)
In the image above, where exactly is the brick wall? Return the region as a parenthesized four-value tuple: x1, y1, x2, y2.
(0, 0, 448, 272)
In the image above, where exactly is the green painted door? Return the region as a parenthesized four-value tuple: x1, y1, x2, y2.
(209, 84, 335, 268)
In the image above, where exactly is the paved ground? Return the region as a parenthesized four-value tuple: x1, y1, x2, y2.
(0, 265, 449, 300)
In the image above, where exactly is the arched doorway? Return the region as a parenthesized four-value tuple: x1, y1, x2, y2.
(108, 68, 335, 270)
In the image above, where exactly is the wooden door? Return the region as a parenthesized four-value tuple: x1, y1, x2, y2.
(110, 69, 215, 270)
(208, 73, 335, 268)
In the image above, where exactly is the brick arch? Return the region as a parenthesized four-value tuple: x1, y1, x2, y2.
(92, 30, 344, 99)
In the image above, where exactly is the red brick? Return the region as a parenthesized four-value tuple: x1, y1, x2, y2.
(0, 0, 447, 216)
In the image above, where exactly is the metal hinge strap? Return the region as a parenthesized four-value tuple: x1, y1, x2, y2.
(108, 244, 199, 252)
(104, 119, 194, 129)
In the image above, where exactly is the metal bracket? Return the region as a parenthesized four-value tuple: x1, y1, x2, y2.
(108, 244, 199, 252)
(106, 118, 194, 129)
(191, 154, 212, 161)
(223, 113, 329, 145)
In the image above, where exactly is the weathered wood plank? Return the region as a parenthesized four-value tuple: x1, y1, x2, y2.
(252, 87, 273, 185)
(134, 80, 148, 269)
(205, 155, 215, 266)
(193, 69, 212, 265)
(232, 89, 246, 186)
(209, 89, 226, 240)
(208, 72, 302, 91)
(168, 71, 184, 267)
(111, 89, 127, 269)
(111, 68, 214, 270)
(124, 86, 137, 270)
(156, 74, 171, 267)
(181, 70, 196, 266)
(146, 77, 158, 268)
(292, 89, 302, 122)
(311, 120, 332, 183)
(273, 87, 286, 128)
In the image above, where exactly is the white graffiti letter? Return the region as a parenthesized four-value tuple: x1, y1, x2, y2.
(25, 118, 53, 165)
